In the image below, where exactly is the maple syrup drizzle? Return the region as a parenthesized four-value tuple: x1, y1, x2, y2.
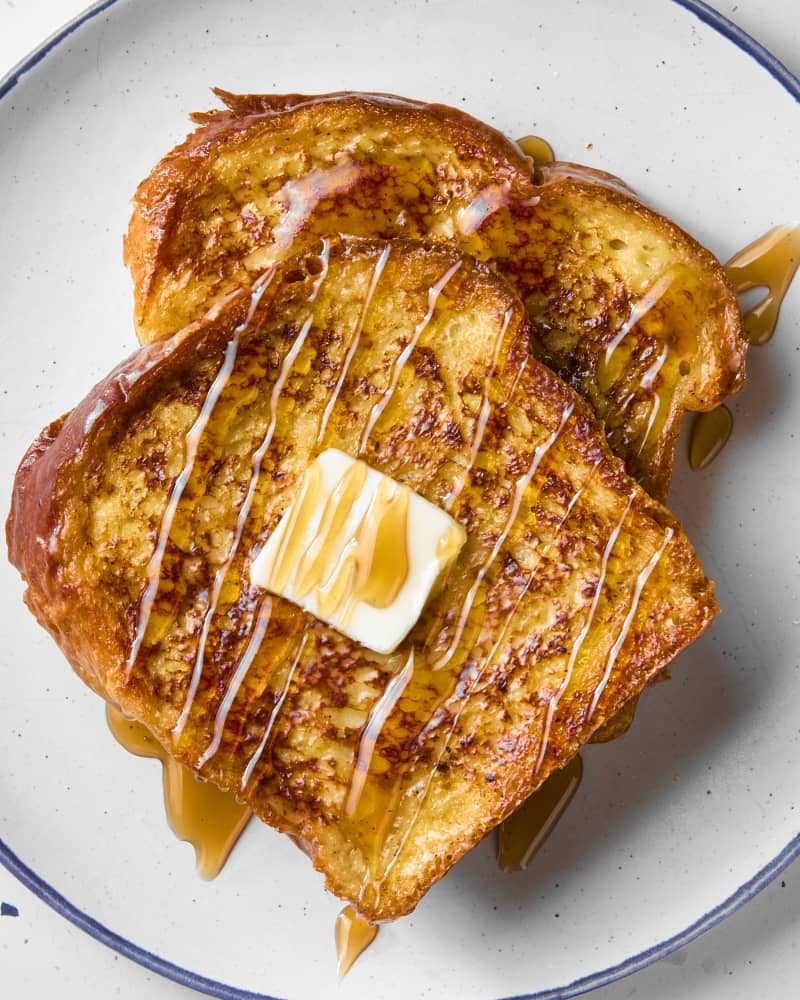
(126, 221, 800, 914)
(640, 343, 669, 392)
(601, 270, 676, 382)
(317, 244, 392, 446)
(725, 225, 800, 345)
(335, 905, 378, 977)
(173, 244, 331, 743)
(535, 492, 634, 771)
(144, 253, 474, 788)
(496, 229, 798, 872)
(240, 633, 309, 792)
(636, 394, 660, 458)
(634, 343, 670, 456)
(587, 527, 673, 718)
(689, 405, 733, 470)
(688, 226, 800, 470)
(497, 756, 583, 871)
(83, 398, 107, 435)
(430, 403, 575, 671)
(124, 274, 275, 682)
(434, 305, 519, 612)
(503, 354, 529, 405)
(426, 461, 602, 730)
(358, 259, 464, 452)
(444, 306, 514, 511)
(269, 162, 366, 260)
(516, 135, 555, 165)
(435, 523, 467, 568)
(196, 597, 274, 768)
(106, 704, 251, 879)
(125, 270, 276, 683)
(456, 182, 512, 235)
(538, 161, 637, 198)
(345, 650, 416, 818)
(120, 223, 692, 916)
(262, 464, 326, 596)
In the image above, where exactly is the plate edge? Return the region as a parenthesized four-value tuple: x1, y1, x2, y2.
(0, 836, 283, 1000)
(0, 0, 121, 101)
(674, 0, 800, 100)
(0, 1, 798, 998)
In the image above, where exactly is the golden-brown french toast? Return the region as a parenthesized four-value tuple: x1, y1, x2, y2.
(9, 237, 717, 920)
(124, 89, 746, 500)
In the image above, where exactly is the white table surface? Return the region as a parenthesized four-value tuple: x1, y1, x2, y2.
(1, 2, 798, 998)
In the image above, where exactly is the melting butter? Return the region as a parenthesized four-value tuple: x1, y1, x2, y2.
(497, 756, 583, 871)
(251, 449, 466, 654)
(335, 905, 378, 977)
(106, 704, 251, 879)
(294, 461, 368, 598)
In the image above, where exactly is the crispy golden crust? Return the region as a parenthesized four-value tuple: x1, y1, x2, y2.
(9, 238, 717, 920)
(124, 89, 746, 500)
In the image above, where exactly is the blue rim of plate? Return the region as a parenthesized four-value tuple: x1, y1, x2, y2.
(0, 1, 798, 997)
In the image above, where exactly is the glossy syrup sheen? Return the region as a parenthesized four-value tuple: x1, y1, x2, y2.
(141, 247, 467, 778)
(335, 905, 378, 977)
(106, 704, 251, 879)
(725, 225, 800, 345)
(688, 225, 800, 470)
(498, 225, 793, 863)
(357, 258, 464, 451)
(497, 756, 583, 871)
(595, 264, 699, 478)
(516, 134, 555, 165)
(119, 248, 495, 914)
(689, 405, 733, 470)
(345, 650, 415, 818)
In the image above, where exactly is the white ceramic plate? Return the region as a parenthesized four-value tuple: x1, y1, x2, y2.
(1, 2, 798, 998)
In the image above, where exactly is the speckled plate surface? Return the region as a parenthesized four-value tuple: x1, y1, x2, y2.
(1, 1, 798, 998)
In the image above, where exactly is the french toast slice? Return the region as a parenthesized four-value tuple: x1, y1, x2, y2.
(9, 238, 717, 920)
(124, 89, 746, 500)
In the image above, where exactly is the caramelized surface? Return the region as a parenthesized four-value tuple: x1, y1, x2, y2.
(125, 89, 746, 499)
(8, 238, 717, 920)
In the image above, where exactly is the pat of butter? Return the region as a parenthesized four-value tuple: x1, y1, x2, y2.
(250, 449, 466, 654)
